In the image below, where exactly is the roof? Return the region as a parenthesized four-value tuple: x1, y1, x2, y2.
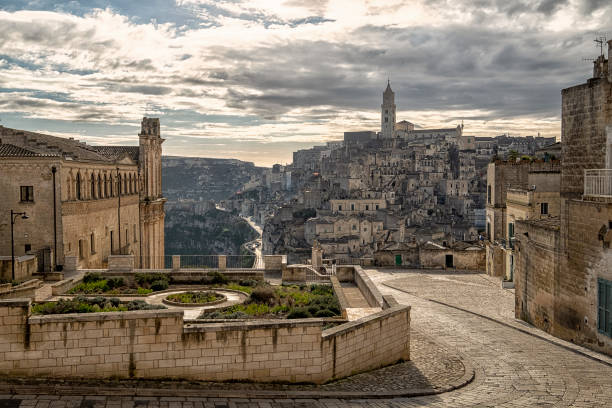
(93, 146, 139, 162)
(0, 143, 58, 158)
(0, 125, 139, 164)
(380, 242, 417, 251)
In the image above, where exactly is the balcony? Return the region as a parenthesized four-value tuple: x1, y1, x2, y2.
(584, 169, 612, 198)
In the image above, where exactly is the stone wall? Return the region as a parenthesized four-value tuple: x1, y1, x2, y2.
(561, 77, 611, 197)
(515, 219, 560, 333)
(0, 255, 37, 281)
(353, 266, 383, 307)
(419, 248, 485, 270)
(0, 298, 410, 383)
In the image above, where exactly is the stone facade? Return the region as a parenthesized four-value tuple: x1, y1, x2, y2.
(514, 42, 612, 356)
(0, 117, 165, 271)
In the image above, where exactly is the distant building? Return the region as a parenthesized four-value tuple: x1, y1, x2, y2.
(381, 81, 396, 139)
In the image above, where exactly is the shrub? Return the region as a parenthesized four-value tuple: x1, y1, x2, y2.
(83, 272, 104, 283)
(137, 287, 153, 295)
(107, 277, 125, 289)
(208, 271, 228, 285)
(238, 279, 258, 287)
(250, 286, 275, 304)
(126, 300, 166, 311)
(135, 273, 169, 286)
(314, 309, 336, 317)
(167, 291, 220, 304)
(150, 280, 169, 291)
(287, 308, 311, 319)
(69, 279, 109, 294)
(226, 283, 253, 294)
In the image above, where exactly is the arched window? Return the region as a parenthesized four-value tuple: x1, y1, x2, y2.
(129, 174, 133, 194)
(67, 177, 72, 200)
(104, 174, 108, 197)
(109, 175, 114, 197)
(98, 174, 102, 198)
(124, 174, 127, 194)
(90, 174, 95, 199)
(118, 174, 122, 195)
(76, 173, 81, 200)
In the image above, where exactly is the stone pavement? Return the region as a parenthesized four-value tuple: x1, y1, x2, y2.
(3, 269, 612, 407)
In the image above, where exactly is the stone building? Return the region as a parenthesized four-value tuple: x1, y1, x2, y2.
(485, 161, 560, 281)
(514, 42, 612, 356)
(0, 118, 166, 273)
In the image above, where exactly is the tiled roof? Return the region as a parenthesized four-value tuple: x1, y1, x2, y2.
(93, 146, 139, 162)
(0, 143, 58, 157)
(0, 126, 139, 163)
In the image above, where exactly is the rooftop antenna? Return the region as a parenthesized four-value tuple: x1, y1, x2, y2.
(595, 36, 607, 57)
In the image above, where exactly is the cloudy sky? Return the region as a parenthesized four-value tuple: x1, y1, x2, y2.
(0, 1, 609, 166)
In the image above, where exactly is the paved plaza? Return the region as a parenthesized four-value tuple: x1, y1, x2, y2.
(2, 269, 612, 407)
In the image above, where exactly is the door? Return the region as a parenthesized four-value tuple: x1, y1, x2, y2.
(395, 254, 402, 266)
(445, 254, 454, 268)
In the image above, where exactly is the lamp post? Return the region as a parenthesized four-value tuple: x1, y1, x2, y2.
(10, 210, 29, 281)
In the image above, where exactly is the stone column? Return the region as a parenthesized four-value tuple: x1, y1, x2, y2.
(218, 255, 226, 270)
(172, 255, 180, 271)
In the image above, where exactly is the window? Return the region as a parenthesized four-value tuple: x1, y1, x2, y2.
(385, 117, 388, 123)
(541, 202, 549, 215)
(76, 173, 82, 200)
(598, 278, 612, 338)
(133, 225, 137, 242)
(90, 174, 95, 199)
(24, 244, 31, 252)
(351, 203, 355, 211)
(375, 204, 379, 210)
(487, 185, 491, 204)
(352, 224, 357, 230)
(78, 239, 85, 259)
(20, 186, 33, 202)
(90, 233, 96, 254)
(487, 222, 491, 239)
(338, 205, 342, 211)
(365, 205, 369, 211)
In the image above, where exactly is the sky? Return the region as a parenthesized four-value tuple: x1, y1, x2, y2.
(0, 1, 610, 166)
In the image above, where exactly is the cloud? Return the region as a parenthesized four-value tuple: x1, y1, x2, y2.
(0, 1, 609, 165)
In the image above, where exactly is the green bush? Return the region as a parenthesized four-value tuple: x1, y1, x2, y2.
(126, 300, 166, 311)
(250, 286, 275, 304)
(238, 279, 258, 287)
(83, 272, 104, 283)
(208, 271, 228, 285)
(107, 277, 125, 289)
(135, 273, 169, 286)
(69, 280, 109, 294)
(137, 287, 153, 295)
(167, 291, 220, 304)
(287, 308, 311, 319)
(150, 280, 169, 291)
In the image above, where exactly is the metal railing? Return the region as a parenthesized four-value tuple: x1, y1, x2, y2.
(227, 255, 256, 269)
(584, 169, 612, 197)
(180, 255, 218, 269)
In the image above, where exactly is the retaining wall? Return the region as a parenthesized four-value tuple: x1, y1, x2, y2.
(0, 297, 409, 384)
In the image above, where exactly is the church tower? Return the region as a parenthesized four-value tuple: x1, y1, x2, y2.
(138, 117, 166, 268)
(381, 80, 396, 139)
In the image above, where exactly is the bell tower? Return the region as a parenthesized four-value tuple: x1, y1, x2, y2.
(138, 117, 166, 268)
(381, 80, 396, 139)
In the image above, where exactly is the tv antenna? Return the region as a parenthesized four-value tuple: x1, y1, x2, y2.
(594, 35, 607, 57)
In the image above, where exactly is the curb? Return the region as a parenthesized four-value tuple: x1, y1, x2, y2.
(0, 365, 474, 399)
(382, 282, 612, 368)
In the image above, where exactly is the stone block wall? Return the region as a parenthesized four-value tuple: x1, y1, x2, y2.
(0, 298, 410, 383)
(354, 266, 383, 307)
(515, 219, 560, 333)
(561, 78, 611, 197)
(0, 255, 37, 281)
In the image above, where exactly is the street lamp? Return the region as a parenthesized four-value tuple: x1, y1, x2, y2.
(10, 210, 29, 281)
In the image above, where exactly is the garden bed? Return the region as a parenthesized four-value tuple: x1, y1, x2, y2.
(68, 271, 234, 295)
(31, 296, 166, 315)
(162, 291, 227, 307)
(200, 283, 342, 320)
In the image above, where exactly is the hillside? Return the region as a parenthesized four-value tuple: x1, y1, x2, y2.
(164, 208, 258, 256)
(162, 156, 266, 202)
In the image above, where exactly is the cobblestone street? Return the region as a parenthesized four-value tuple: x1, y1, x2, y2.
(3, 269, 612, 407)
